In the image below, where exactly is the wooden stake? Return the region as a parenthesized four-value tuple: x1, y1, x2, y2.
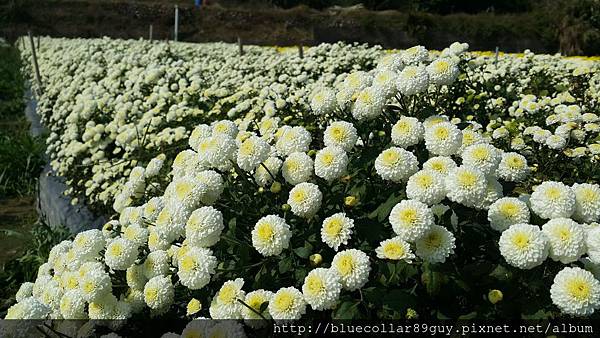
(37, 35, 40, 49)
(298, 45, 303, 58)
(149, 24, 153, 41)
(174, 5, 179, 42)
(28, 31, 43, 95)
(238, 37, 244, 56)
(494, 46, 499, 65)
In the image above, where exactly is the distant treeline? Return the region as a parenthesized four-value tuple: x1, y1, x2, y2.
(264, 0, 534, 13)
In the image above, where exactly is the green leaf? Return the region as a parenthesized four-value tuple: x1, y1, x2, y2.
(293, 247, 311, 258)
(368, 192, 402, 222)
(458, 311, 477, 320)
(333, 301, 360, 319)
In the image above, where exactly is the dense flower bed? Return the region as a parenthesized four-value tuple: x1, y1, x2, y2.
(8, 37, 600, 329)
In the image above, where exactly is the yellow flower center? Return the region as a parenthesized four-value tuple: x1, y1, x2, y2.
(507, 156, 524, 169)
(544, 187, 561, 200)
(256, 223, 275, 242)
(330, 127, 346, 142)
(398, 208, 418, 225)
(382, 150, 399, 166)
(457, 171, 477, 188)
(291, 189, 307, 203)
(383, 242, 405, 259)
(180, 255, 196, 273)
(415, 174, 433, 188)
(511, 232, 530, 250)
(305, 275, 324, 296)
(109, 243, 123, 257)
(471, 147, 489, 161)
(145, 287, 158, 302)
(272, 292, 294, 312)
(394, 121, 411, 135)
(175, 181, 193, 201)
(566, 279, 591, 301)
(240, 140, 255, 156)
(580, 188, 598, 203)
(357, 91, 373, 104)
(434, 60, 450, 73)
(218, 285, 237, 304)
(336, 255, 355, 276)
(321, 153, 335, 166)
(324, 218, 343, 237)
(434, 126, 449, 140)
(499, 202, 519, 218)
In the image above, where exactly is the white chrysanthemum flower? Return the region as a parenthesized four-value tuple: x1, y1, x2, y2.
(499, 223, 549, 269)
(105, 238, 138, 271)
(164, 176, 207, 213)
(177, 247, 217, 290)
(126, 265, 147, 290)
(59, 289, 87, 319)
(142, 197, 164, 223)
(546, 134, 567, 150)
(406, 169, 447, 205)
(396, 65, 429, 96)
(331, 249, 371, 291)
(391, 116, 424, 148)
(288, 183, 322, 218)
(376, 237, 415, 262)
(314, 146, 348, 181)
(586, 227, 600, 264)
(351, 86, 386, 121)
(445, 166, 487, 207)
(120, 225, 149, 250)
(310, 87, 337, 115)
(389, 199, 434, 241)
(372, 69, 399, 98)
(186, 206, 224, 247)
(189, 124, 212, 151)
(401, 45, 428, 64)
(142, 250, 170, 279)
(426, 58, 459, 86)
(321, 213, 354, 251)
(530, 181, 576, 219)
(242, 289, 273, 324)
(275, 126, 312, 156)
(542, 218, 586, 264)
(144, 275, 174, 310)
(268, 287, 306, 320)
(487, 197, 530, 231)
(474, 176, 504, 210)
(323, 121, 358, 152)
(302, 268, 342, 311)
(16, 282, 34, 302)
(422, 156, 457, 176)
(5, 297, 50, 319)
(282, 152, 313, 185)
(461, 143, 502, 175)
(80, 269, 112, 303)
(154, 203, 190, 242)
(496, 152, 530, 182)
(88, 293, 118, 320)
(72, 229, 105, 260)
(251, 214, 292, 256)
(209, 278, 245, 319)
(237, 135, 271, 172)
(196, 170, 224, 205)
(572, 183, 600, 223)
(424, 122, 462, 156)
(212, 120, 238, 138)
(377, 53, 404, 71)
(254, 157, 283, 187)
(374, 147, 419, 183)
(550, 267, 600, 316)
(415, 225, 456, 263)
(459, 129, 485, 152)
